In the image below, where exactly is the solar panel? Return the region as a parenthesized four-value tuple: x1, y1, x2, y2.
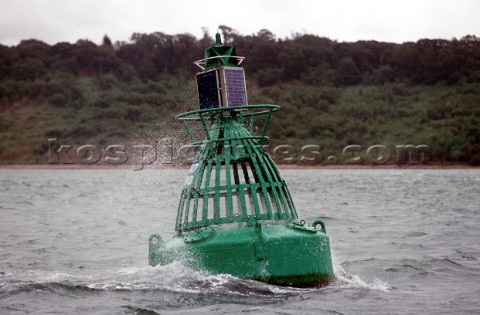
(223, 68, 247, 106)
(197, 70, 220, 109)
(196, 67, 248, 109)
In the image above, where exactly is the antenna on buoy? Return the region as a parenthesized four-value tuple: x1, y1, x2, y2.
(215, 30, 222, 45)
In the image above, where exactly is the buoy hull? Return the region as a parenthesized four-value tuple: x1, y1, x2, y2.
(149, 222, 334, 287)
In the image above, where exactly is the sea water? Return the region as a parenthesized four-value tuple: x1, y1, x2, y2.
(1, 169, 479, 314)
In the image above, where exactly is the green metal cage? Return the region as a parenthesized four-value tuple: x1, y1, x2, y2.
(175, 105, 298, 233)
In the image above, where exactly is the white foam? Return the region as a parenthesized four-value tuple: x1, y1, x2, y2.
(332, 252, 393, 292)
(79, 262, 247, 294)
(3, 254, 392, 295)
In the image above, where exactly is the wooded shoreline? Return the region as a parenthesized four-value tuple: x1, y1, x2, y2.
(1, 29, 479, 165)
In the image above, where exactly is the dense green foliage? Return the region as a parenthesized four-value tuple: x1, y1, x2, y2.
(0, 28, 479, 165)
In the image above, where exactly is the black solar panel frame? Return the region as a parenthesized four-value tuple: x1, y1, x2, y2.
(196, 69, 221, 109)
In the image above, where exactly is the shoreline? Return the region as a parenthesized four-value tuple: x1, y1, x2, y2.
(0, 163, 478, 170)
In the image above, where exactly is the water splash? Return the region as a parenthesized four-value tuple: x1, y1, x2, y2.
(1, 262, 304, 296)
(331, 253, 393, 292)
(1, 251, 394, 296)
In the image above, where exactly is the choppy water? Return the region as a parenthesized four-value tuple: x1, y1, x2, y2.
(0, 169, 479, 314)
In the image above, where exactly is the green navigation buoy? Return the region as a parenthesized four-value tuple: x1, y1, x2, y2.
(148, 33, 334, 287)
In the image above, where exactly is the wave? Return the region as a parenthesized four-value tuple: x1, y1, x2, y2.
(1, 253, 397, 299)
(0, 262, 306, 298)
(331, 254, 394, 292)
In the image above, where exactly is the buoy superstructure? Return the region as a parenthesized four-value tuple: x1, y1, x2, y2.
(149, 33, 334, 287)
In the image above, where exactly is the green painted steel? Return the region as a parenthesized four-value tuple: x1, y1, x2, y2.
(198, 32, 239, 69)
(204, 44, 237, 69)
(175, 105, 298, 232)
(148, 37, 334, 287)
(149, 221, 333, 287)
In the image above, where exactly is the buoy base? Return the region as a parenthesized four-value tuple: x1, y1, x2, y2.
(149, 220, 334, 287)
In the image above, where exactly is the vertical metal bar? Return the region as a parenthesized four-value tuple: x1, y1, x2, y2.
(224, 124, 234, 219)
(249, 114, 255, 134)
(283, 185, 298, 218)
(230, 130, 247, 219)
(199, 113, 211, 141)
(182, 121, 196, 143)
(261, 108, 273, 137)
(191, 162, 206, 224)
(203, 159, 214, 221)
(175, 190, 186, 231)
(254, 146, 283, 218)
(236, 171, 248, 219)
(183, 188, 192, 227)
(238, 148, 261, 217)
(278, 185, 290, 218)
(214, 157, 221, 222)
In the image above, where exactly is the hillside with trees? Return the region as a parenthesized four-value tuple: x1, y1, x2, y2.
(0, 26, 479, 165)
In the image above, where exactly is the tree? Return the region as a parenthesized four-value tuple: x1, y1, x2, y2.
(218, 25, 239, 44)
(11, 58, 46, 80)
(102, 35, 113, 47)
(336, 57, 361, 85)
